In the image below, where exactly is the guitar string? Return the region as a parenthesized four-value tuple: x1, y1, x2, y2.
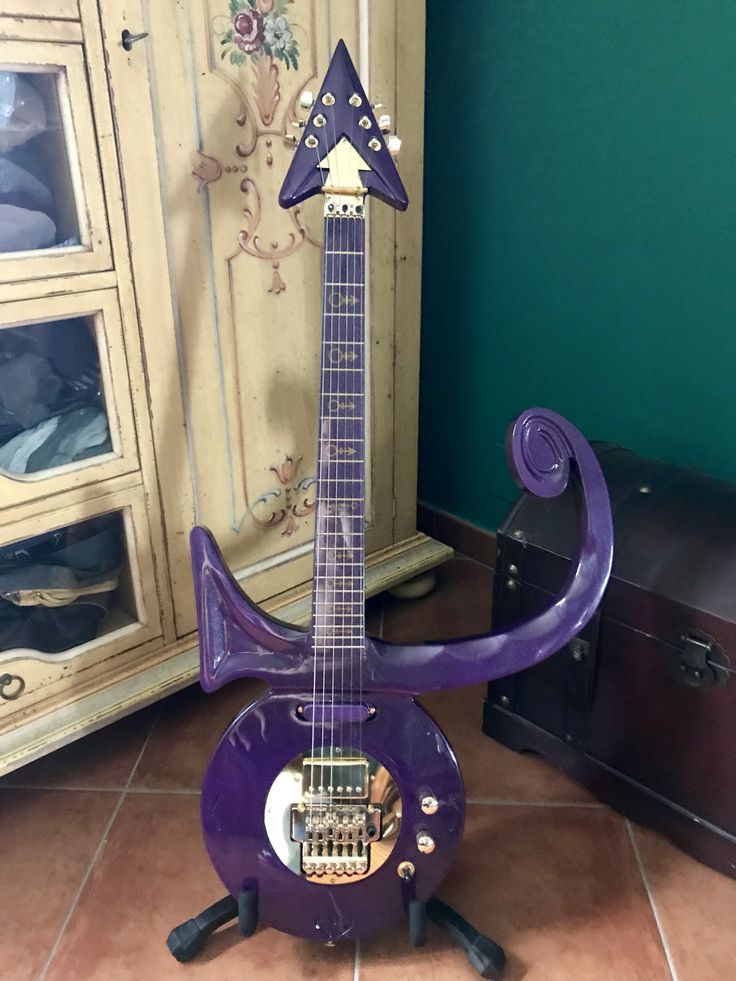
(327, 95, 341, 821)
(308, 107, 329, 839)
(350, 96, 363, 782)
(340, 94, 363, 780)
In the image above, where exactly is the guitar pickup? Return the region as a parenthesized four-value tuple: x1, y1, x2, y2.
(300, 757, 370, 801)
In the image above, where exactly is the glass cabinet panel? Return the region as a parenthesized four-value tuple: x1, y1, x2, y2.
(0, 69, 80, 253)
(0, 511, 134, 656)
(0, 316, 111, 476)
(0, 41, 111, 282)
(0, 291, 139, 506)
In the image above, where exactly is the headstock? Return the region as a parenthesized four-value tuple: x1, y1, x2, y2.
(279, 39, 408, 213)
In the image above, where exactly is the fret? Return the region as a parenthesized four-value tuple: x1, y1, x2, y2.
(313, 645, 366, 651)
(318, 477, 363, 483)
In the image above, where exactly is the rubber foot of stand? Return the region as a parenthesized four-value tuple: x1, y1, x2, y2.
(427, 897, 506, 979)
(166, 895, 239, 963)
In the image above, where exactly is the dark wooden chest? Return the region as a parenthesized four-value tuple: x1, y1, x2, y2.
(483, 445, 736, 877)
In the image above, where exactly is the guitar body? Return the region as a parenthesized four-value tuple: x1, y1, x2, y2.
(185, 40, 614, 953)
(202, 688, 463, 941)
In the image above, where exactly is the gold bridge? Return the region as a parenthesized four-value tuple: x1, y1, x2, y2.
(291, 757, 379, 877)
(265, 748, 402, 886)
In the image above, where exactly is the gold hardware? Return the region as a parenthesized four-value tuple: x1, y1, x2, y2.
(420, 795, 439, 815)
(349, 93, 362, 107)
(313, 113, 327, 128)
(322, 92, 336, 105)
(305, 135, 319, 149)
(359, 116, 372, 129)
(371, 101, 384, 111)
(416, 833, 435, 854)
(397, 861, 415, 879)
(324, 192, 366, 217)
(266, 750, 402, 885)
(368, 138, 381, 151)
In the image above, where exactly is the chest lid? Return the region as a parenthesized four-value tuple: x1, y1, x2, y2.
(501, 445, 736, 639)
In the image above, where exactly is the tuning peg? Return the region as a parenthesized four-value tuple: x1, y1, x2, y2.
(378, 114, 392, 133)
(284, 133, 298, 147)
(291, 118, 307, 129)
(371, 101, 384, 111)
(299, 90, 314, 109)
(387, 134, 402, 157)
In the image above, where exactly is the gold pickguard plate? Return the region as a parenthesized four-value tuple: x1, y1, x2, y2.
(264, 748, 402, 885)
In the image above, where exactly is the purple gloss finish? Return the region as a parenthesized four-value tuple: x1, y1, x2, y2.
(201, 693, 464, 942)
(192, 408, 613, 697)
(278, 39, 408, 211)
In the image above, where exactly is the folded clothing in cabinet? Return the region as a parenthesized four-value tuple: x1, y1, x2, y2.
(0, 319, 112, 474)
(0, 514, 124, 654)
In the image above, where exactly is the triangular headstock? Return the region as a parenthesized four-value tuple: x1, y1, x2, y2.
(279, 39, 408, 212)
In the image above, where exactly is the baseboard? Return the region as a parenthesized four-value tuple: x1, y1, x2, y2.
(417, 503, 497, 568)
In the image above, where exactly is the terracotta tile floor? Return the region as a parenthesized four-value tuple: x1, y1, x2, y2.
(2, 556, 735, 980)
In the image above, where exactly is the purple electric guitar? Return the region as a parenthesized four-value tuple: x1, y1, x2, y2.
(167, 42, 613, 974)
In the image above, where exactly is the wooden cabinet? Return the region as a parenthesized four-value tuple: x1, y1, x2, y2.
(0, 0, 448, 775)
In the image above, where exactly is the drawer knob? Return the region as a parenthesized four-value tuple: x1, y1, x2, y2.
(0, 673, 25, 701)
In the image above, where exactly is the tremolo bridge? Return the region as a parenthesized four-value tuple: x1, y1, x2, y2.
(290, 758, 382, 878)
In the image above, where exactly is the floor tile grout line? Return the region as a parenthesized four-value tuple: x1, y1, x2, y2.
(466, 797, 606, 808)
(625, 820, 680, 981)
(1, 783, 203, 795)
(36, 710, 161, 981)
(354, 938, 361, 981)
(1, 783, 122, 793)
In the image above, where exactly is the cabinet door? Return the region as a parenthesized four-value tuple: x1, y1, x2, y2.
(105, 1, 414, 635)
(0, 486, 161, 723)
(0, 40, 112, 282)
(0, 290, 139, 507)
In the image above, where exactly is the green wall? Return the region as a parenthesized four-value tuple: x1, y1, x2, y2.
(418, 0, 736, 530)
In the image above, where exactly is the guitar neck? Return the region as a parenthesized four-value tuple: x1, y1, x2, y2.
(311, 213, 367, 656)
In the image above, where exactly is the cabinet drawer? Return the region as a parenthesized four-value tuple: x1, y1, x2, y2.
(0, 485, 161, 722)
(0, 290, 138, 507)
(0, 40, 111, 282)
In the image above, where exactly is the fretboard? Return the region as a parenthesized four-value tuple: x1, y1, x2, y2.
(311, 214, 366, 660)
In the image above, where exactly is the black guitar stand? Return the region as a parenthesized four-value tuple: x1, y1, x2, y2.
(166, 885, 506, 979)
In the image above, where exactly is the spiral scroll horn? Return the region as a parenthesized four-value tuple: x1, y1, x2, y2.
(368, 407, 614, 693)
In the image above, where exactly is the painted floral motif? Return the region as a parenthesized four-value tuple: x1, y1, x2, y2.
(222, 0, 300, 70)
(251, 455, 316, 536)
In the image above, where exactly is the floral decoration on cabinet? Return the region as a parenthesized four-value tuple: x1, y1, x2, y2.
(251, 455, 316, 536)
(221, 0, 300, 70)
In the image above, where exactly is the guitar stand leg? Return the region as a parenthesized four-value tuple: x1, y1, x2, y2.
(166, 885, 259, 962)
(426, 897, 506, 980)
